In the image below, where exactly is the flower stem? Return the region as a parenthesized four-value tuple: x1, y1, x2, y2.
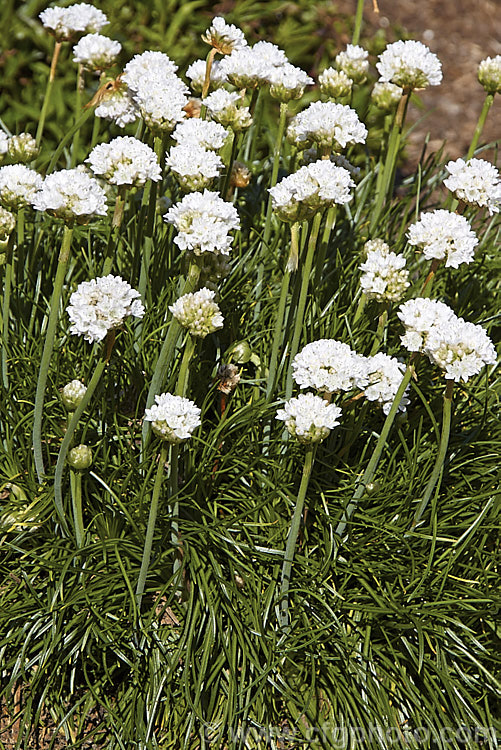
(411, 379, 453, 529)
(135, 441, 169, 609)
(222, 130, 240, 200)
(286, 211, 323, 399)
(370, 90, 410, 232)
(313, 205, 336, 287)
(466, 93, 495, 160)
(33, 225, 73, 481)
(420, 258, 441, 297)
(278, 443, 316, 632)
(35, 40, 62, 147)
(1, 234, 15, 390)
(352, 0, 365, 45)
(266, 222, 299, 401)
(70, 63, 85, 168)
(253, 101, 289, 323)
(70, 468, 84, 547)
(176, 335, 196, 398)
(334, 360, 415, 543)
(102, 186, 127, 275)
(369, 306, 388, 355)
(53, 347, 109, 529)
(138, 136, 165, 306)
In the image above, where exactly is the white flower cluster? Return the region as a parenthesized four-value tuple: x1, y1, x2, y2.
(201, 16, 247, 55)
(0, 206, 16, 240)
(0, 165, 42, 210)
(185, 58, 226, 93)
(318, 68, 353, 99)
(87, 136, 161, 187)
(39, 3, 108, 41)
(95, 86, 139, 128)
(171, 119, 229, 151)
(67, 274, 144, 343)
(398, 298, 496, 381)
(361, 353, 409, 414)
(268, 63, 313, 102)
(276, 392, 342, 444)
(144, 393, 201, 443)
(287, 101, 367, 152)
(407, 209, 478, 268)
(477, 55, 501, 94)
(376, 40, 442, 89)
(268, 160, 354, 223)
(169, 287, 224, 338)
(371, 81, 402, 111)
(32, 169, 108, 222)
(443, 158, 501, 215)
(202, 90, 252, 131)
(359, 240, 409, 302)
(165, 144, 223, 192)
(7, 132, 38, 163)
(165, 190, 240, 256)
(335, 44, 369, 83)
(292, 339, 365, 394)
(217, 41, 288, 89)
(72, 33, 121, 70)
(122, 51, 188, 133)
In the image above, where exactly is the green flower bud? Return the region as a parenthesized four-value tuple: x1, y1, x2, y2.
(226, 340, 252, 363)
(7, 133, 39, 163)
(371, 82, 402, 112)
(0, 206, 16, 241)
(67, 444, 93, 470)
(61, 380, 87, 411)
(477, 55, 501, 95)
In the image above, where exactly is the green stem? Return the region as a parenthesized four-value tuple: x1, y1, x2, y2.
(411, 379, 453, 529)
(138, 136, 165, 305)
(1, 234, 15, 390)
(370, 91, 410, 233)
(334, 360, 415, 542)
(286, 212, 323, 399)
(45, 108, 94, 174)
(53, 351, 108, 527)
(420, 258, 441, 297)
(352, 292, 367, 326)
(222, 131, 240, 200)
(70, 64, 84, 167)
(313, 205, 337, 287)
(176, 335, 196, 398)
(135, 441, 169, 608)
(33, 225, 73, 481)
(102, 186, 127, 276)
(70, 469, 84, 547)
(142, 262, 201, 452)
(466, 93, 495, 160)
(369, 307, 388, 355)
(90, 115, 101, 150)
(169, 445, 182, 586)
(278, 444, 316, 632)
(352, 0, 365, 45)
(35, 40, 62, 147)
(266, 223, 300, 401)
(253, 101, 289, 323)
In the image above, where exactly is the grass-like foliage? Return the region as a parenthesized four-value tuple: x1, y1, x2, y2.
(0, 2, 500, 748)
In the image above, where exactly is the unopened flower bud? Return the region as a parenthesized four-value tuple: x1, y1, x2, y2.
(319, 68, 353, 99)
(365, 481, 380, 495)
(169, 287, 224, 338)
(68, 444, 93, 470)
(0, 206, 16, 241)
(477, 55, 501, 94)
(371, 81, 403, 111)
(230, 161, 251, 189)
(7, 133, 39, 163)
(226, 340, 252, 363)
(61, 379, 87, 411)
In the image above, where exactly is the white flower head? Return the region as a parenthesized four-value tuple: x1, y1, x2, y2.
(276, 392, 342, 444)
(95, 87, 139, 128)
(169, 287, 224, 338)
(61, 380, 87, 411)
(269, 160, 354, 224)
(360, 353, 410, 414)
(72, 33, 121, 71)
(397, 298, 457, 353)
(164, 189, 240, 256)
(269, 63, 313, 102)
(371, 81, 403, 111)
(0, 206, 16, 240)
(144, 393, 201, 443)
(202, 16, 247, 55)
(443, 158, 501, 215)
(7, 133, 39, 163)
(287, 101, 367, 152)
(165, 144, 223, 192)
(219, 47, 268, 89)
(376, 40, 442, 89)
(39, 4, 108, 41)
(359, 244, 409, 302)
(407, 209, 478, 268)
(477, 55, 501, 94)
(202, 89, 252, 131)
(185, 58, 226, 93)
(0, 165, 42, 210)
(67, 274, 144, 343)
(319, 68, 353, 99)
(292, 339, 367, 394)
(171, 119, 229, 151)
(131, 75, 189, 134)
(335, 44, 369, 83)
(32, 169, 107, 222)
(87, 136, 161, 187)
(0, 132, 9, 156)
(425, 318, 497, 382)
(122, 51, 178, 92)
